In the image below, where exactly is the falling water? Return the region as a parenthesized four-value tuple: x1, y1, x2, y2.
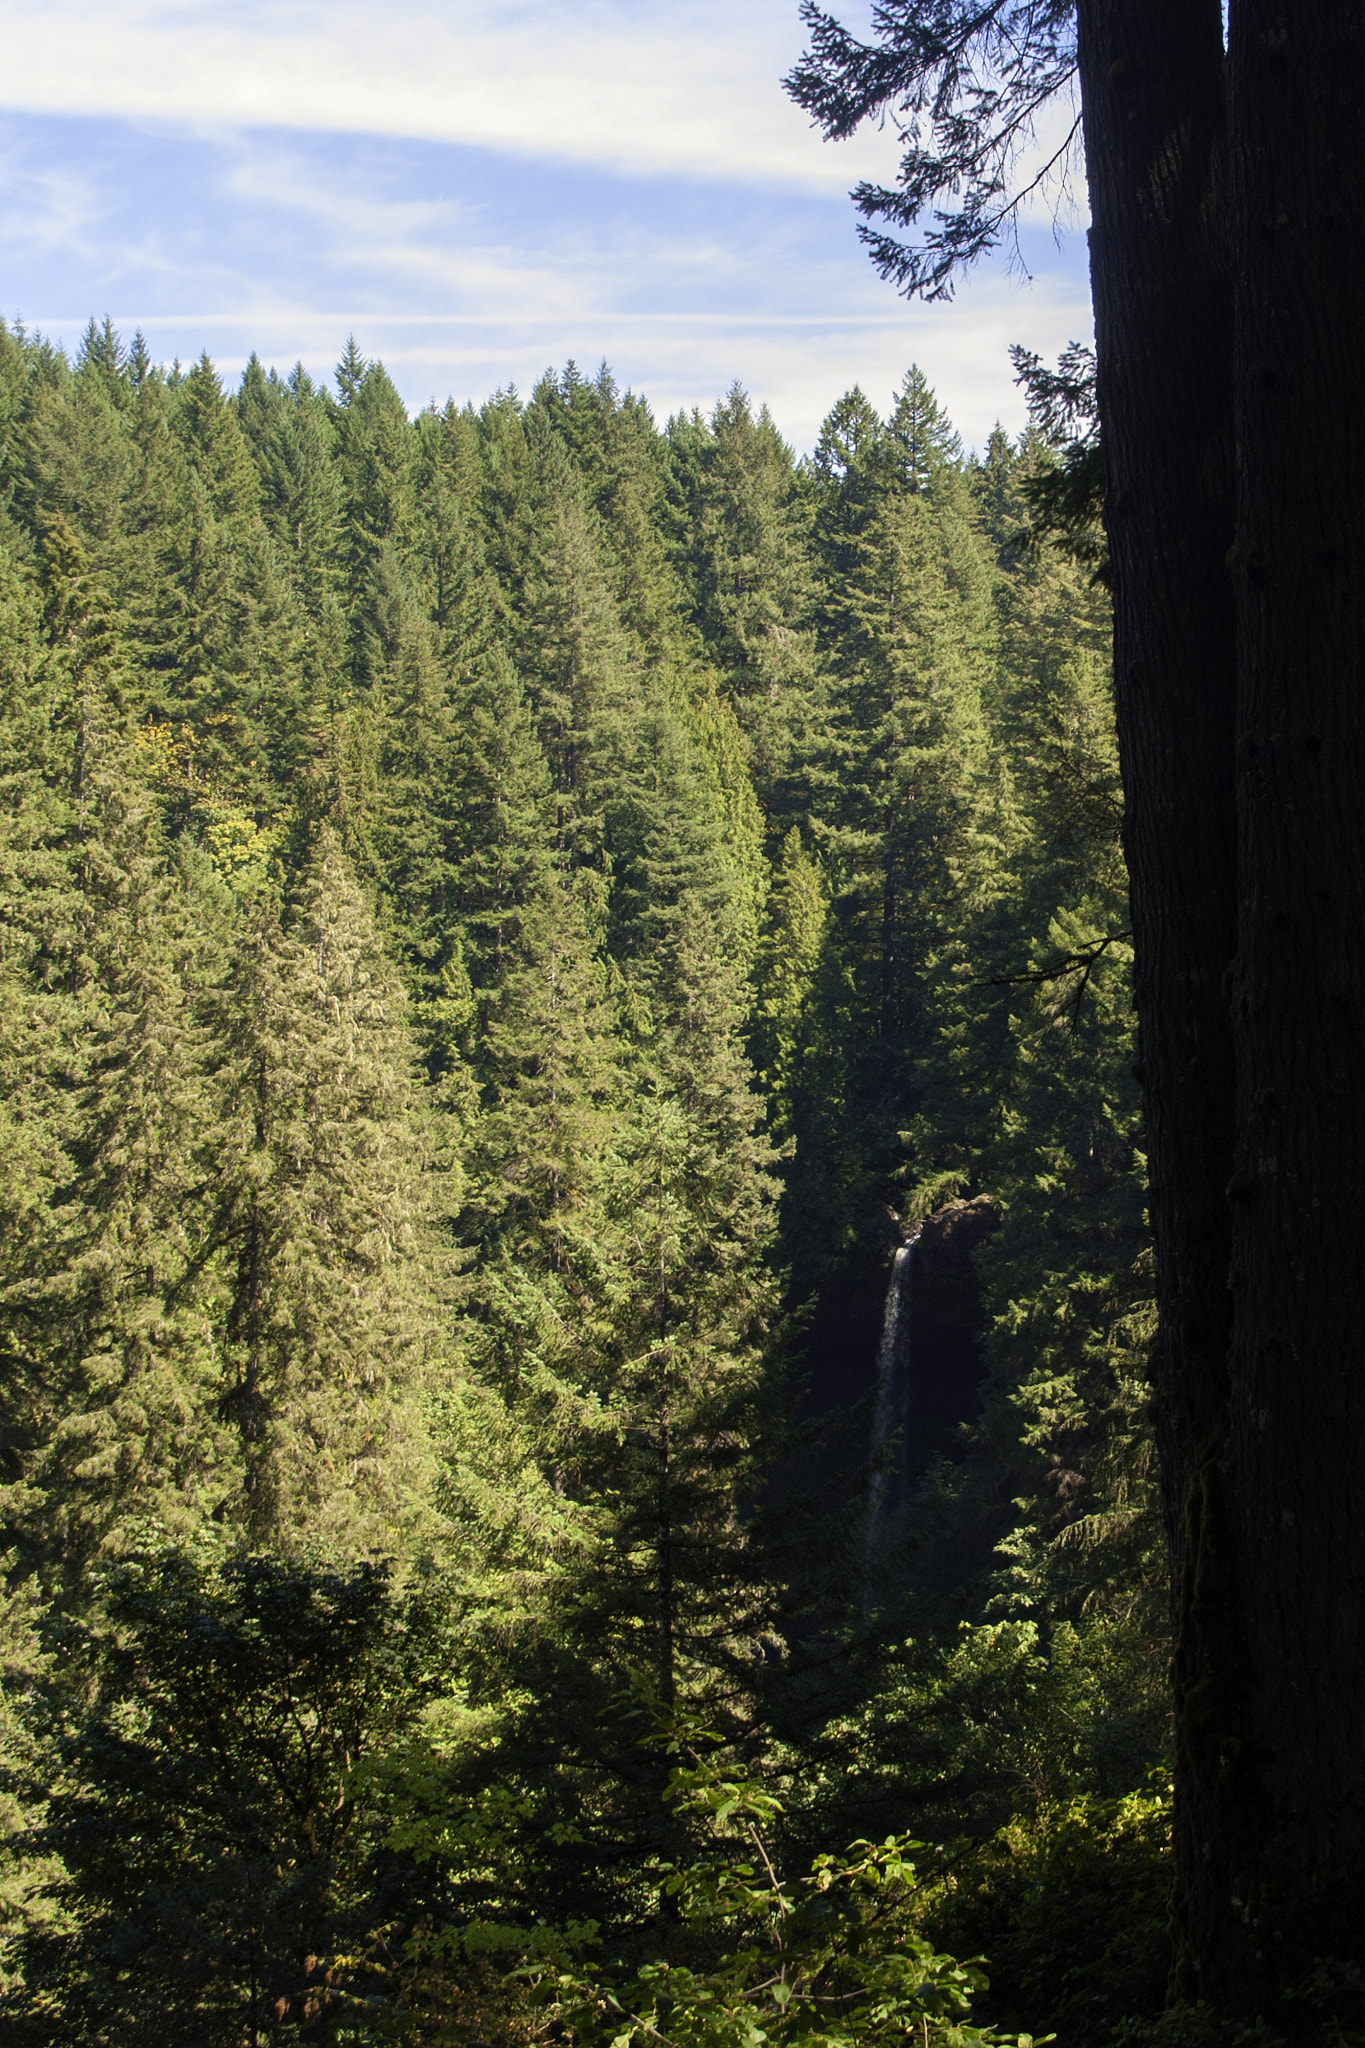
(866, 1233, 918, 1552)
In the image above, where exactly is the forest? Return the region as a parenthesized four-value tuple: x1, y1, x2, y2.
(0, 309, 1172, 2041)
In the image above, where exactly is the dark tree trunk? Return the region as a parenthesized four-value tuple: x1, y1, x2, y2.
(1226, 0, 1365, 1994)
(1073, 0, 1245, 1996)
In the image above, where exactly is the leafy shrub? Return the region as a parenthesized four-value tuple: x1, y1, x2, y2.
(919, 1784, 1171, 2046)
(530, 1720, 1045, 2048)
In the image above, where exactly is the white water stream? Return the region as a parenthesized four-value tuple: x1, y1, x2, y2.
(866, 1234, 918, 1551)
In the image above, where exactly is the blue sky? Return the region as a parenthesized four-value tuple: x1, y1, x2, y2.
(0, 0, 1093, 451)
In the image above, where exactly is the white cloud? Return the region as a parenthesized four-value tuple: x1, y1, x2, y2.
(0, 152, 101, 259)
(0, 0, 1093, 453)
(0, 0, 897, 191)
(0, 102, 1092, 451)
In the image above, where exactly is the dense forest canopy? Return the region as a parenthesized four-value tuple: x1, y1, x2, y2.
(0, 314, 1169, 2042)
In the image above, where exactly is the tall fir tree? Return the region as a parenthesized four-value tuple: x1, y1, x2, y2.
(0, 519, 227, 1587)
(211, 826, 441, 1551)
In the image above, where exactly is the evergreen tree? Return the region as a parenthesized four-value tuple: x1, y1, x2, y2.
(458, 857, 625, 1572)
(211, 827, 439, 1551)
(885, 364, 964, 493)
(601, 892, 783, 1708)
(15, 349, 130, 570)
(458, 889, 787, 1933)
(667, 385, 815, 700)
(17, 768, 226, 1587)
(334, 347, 416, 653)
(604, 678, 747, 984)
(172, 355, 260, 536)
(790, 453, 993, 1276)
(13, 1553, 439, 2043)
(809, 383, 890, 595)
(236, 356, 346, 666)
(517, 487, 631, 861)
(0, 528, 83, 1564)
(443, 644, 622, 1519)
(527, 364, 686, 666)
(436, 646, 560, 1040)
(0, 313, 1192, 2036)
(410, 399, 496, 670)
(666, 387, 825, 818)
(752, 826, 829, 1140)
(366, 564, 465, 983)
(0, 518, 227, 1586)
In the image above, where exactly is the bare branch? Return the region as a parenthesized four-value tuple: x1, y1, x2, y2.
(978, 929, 1131, 1032)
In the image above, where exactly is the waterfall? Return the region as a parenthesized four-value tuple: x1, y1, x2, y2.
(866, 1233, 918, 1550)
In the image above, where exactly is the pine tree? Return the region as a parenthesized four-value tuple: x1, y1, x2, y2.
(334, 347, 416, 657)
(172, 355, 260, 536)
(600, 891, 783, 1707)
(439, 637, 622, 1431)
(460, 859, 624, 1465)
(410, 400, 496, 671)
(885, 364, 963, 493)
(773, 374, 1000, 1293)
(16, 346, 131, 569)
(666, 386, 824, 817)
(527, 364, 686, 667)
(0, 318, 1197, 2026)
(517, 486, 631, 863)
(212, 826, 440, 1551)
(834, 484, 989, 1052)
(809, 384, 890, 595)
(367, 558, 462, 979)
(667, 385, 815, 699)
(0, 520, 227, 1586)
(116, 359, 192, 702)
(138, 467, 302, 831)
(460, 890, 787, 1933)
(752, 826, 829, 1140)
(18, 766, 227, 1587)
(604, 678, 745, 984)
(0, 527, 82, 1564)
(437, 647, 560, 1036)
(74, 319, 130, 410)
(237, 358, 344, 621)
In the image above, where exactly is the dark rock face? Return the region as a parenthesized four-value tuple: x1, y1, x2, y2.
(799, 1195, 1001, 1479)
(802, 1277, 887, 1416)
(903, 1195, 1001, 1476)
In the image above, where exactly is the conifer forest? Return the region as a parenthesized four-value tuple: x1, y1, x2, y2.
(0, 307, 1169, 2043)
(3, 0, 1361, 2032)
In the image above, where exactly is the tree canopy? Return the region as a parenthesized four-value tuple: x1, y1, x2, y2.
(0, 314, 1245, 2041)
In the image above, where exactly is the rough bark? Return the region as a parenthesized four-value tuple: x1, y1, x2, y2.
(1073, 0, 1245, 1995)
(1226, 0, 1365, 1992)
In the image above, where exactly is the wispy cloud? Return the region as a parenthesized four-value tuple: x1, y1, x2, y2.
(0, 109, 1092, 449)
(0, 2, 1092, 449)
(0, 0, 896, 191)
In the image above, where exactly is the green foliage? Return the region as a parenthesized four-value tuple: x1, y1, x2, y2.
(920, 1786, 1171, 2047)
(211, 827, 444, 1552)
(536, 1722, 1041, 2048)
(0, 320, 1163, 2039)
(8, 1550, 441, 2042)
